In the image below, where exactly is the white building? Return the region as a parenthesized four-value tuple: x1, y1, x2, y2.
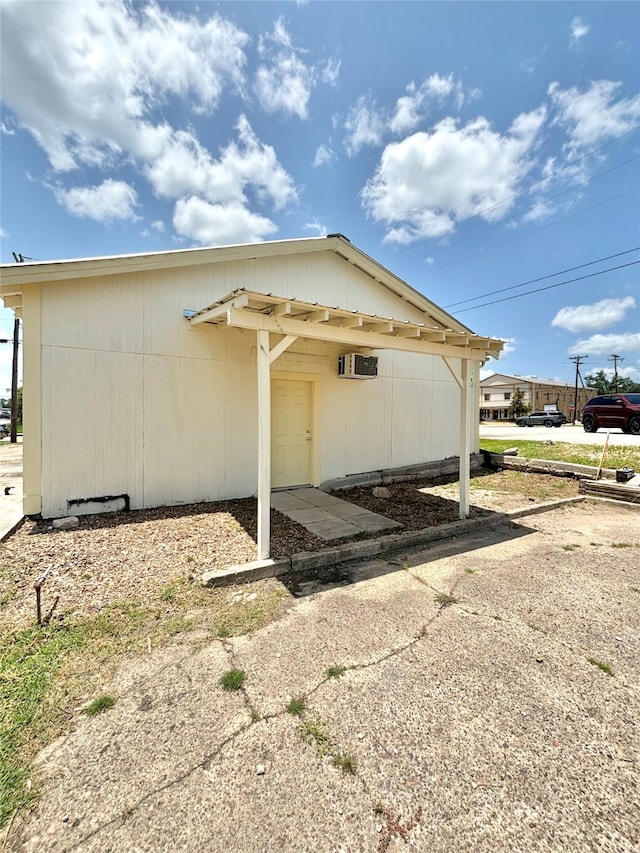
(1, 235, 503, 557)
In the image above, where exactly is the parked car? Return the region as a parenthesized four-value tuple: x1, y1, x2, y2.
(0, 423, 9, 438)
(581, 393, 640, 434)
(515, 411, 567, 428)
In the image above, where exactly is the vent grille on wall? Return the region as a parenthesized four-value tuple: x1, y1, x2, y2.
(338, 353, 378, 379)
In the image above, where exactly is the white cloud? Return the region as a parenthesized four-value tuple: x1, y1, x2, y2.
(549, 80, 640, 151)
(173, 197, 277, 245)
(320, 58, 341, 87)
(254, 17, 314, 118)
(570, 17, 590, 46)
(1, 122, 15, 136)
(313, 144, 334, 167)
(500, 338, 516, 357)
(569, 332, 640, 356)
(362, 109, 546, 244)
(55, 180, 139, 222)
(151, 220, 165, 233)
(1, 1, 301, 245)
(552, 296, 637, 333)
(588, 364, 640, 383)
(0, 0, 249, 172)
(344, 95, 385, 156)
(303, 220, 327, 236)
(390, 74, 469, 135)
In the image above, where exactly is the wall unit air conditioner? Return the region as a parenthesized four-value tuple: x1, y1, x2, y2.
(338, 353, 378, 379)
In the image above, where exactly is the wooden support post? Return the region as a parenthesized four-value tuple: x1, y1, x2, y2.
(257, 330, 271, 560)
(459, 359, 470, 519)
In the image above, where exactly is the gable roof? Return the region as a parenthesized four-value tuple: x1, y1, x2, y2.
(0, 234, 487, 338)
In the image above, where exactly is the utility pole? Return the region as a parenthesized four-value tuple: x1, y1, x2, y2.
(9, 319, 19, 443)
(608, 354, 623, 392)
(9, 252, 24, 443)
(570, 355, 587, 424)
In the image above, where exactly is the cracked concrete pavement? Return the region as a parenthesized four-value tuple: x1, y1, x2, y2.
(7, 499, 640, 852)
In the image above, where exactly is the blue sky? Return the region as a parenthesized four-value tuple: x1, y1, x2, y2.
(1, 1, 639, 398)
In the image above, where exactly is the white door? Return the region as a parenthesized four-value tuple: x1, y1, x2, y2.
(271, 379, 312, 488)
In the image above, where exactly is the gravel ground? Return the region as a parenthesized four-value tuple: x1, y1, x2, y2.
(0, 471, 578, 629)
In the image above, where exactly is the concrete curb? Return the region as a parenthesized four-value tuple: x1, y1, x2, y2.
(483, 451, 617, 480)
(201, 497, 588, 588)
(0, 513, 25, 542)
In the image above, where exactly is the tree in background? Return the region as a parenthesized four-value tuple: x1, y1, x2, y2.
(17, 387, 22, 423)
(585, 370, 640, 394)
(508, 386, 530, 418)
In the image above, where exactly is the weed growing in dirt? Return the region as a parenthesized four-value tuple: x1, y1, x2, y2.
(464, 568, 475, 574)
(219, 669, 246, 691)
(159, 584, 178, 602)
(84, 695, 116, 716)
(434, 591, 457, 608)
(562, 544, 581, 551)
(299, 718, 332, 757)
(286, 697, 307, 717)
(611, 542, 634, 548)
(325, 665, 346, 679)
(332, 752, 357, 775)
(587, 657, 614, 676)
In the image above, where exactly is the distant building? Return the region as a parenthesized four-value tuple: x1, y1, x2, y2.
(479, 372, 593, 421)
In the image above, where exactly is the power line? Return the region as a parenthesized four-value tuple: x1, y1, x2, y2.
(454, 260, 640, 314)
(433, 186, 639, 275)
(444, 246, 640, 309)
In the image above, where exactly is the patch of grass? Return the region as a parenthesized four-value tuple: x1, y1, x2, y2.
(562, 543, 581, 552)
(219, 669, 245, 691)
(434, 591, 457, 608)
(611, 542, 633, 549)
(299, 718, 332, 757)
(286, 696, 307, 717)
(587, 657, 614, 676)
(0, 576, 286, 829)
(325, 665, 346, 679)
(492, 614, 503, 621)
(159, 584, 178, 602)
(480, 438, 640, 471)
(332, 752, 357, 775)
(464, 568, 475, 575)
(0, 621, 88, 826)
(84, 694, 116, 716)
(217, 626, 231, 638)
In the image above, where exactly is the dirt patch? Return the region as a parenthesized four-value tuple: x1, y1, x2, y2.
(0, 470, 578, 628)
(333, 468, 580, 520)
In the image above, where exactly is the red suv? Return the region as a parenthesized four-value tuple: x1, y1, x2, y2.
(581, 393, 640, 434)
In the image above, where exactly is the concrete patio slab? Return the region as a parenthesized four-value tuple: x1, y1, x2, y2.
(272, 487, 401, 540)
(303, 518, 361, 539)
(322, 500, 375, 519)
(347, 512, 403, 533)
(291, 487, 347, 507)
(269, 493, 311, 511)
(284, 507, 335, 525)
